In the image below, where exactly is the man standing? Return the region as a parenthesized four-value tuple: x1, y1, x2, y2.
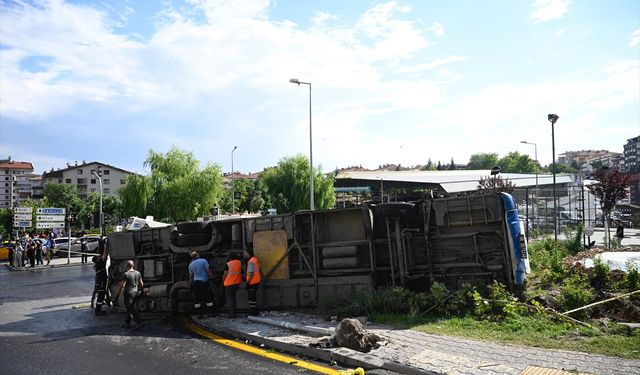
(244, 248, 261, 316)
(188, 252, 215, 318)
(92, 245, 109, 315)
(80, 238, 88, 264)
(616, 220, 625, 248)
(13, 240, 23, 270)
(222, 253, 242, 318)
(115, 260, 144, 330)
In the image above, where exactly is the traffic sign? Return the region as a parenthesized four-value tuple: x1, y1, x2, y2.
(14, 214, 32, 221)
(14, 207, 33, 214)
(36, 222, 65, 229)
(37, 207, 66, 215)
(36, 215, 66, 222)
(15, 221, 32, 228)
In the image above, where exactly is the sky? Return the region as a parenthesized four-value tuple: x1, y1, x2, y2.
(1, 0, 639, 176)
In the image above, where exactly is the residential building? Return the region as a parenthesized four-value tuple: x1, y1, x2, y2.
(558, 150, 623, 176)
(623, 136, 639, 174)
(41, 161, 133, 200)
(0, 157, 34, 208)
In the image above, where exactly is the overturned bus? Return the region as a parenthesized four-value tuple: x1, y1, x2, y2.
(106, 192, 529, 315)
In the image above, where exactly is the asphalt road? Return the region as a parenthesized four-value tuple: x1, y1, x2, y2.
(0, 265, 319, 375)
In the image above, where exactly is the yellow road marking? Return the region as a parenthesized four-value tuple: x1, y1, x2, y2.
(179, 316, 343, 375)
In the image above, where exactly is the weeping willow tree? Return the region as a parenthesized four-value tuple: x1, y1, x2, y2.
(260, 154, 335, 213)
(119, 147, 224, 222)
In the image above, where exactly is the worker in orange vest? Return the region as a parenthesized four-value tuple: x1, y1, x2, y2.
(222, 253, 242, 318)
(244, 248, 261, 316)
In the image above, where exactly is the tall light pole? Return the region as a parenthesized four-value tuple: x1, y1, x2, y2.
(521, 140, 539, 230)
(548, 114, 559, 241)
(231, 145, 238, 214)
(92, 170, 103, 235)
(289, 78, 314, 211)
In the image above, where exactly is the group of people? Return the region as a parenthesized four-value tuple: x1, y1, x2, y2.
(91, 245, 261, 331)
(189, 248, 261, 319)
(8, 231, 56, 269)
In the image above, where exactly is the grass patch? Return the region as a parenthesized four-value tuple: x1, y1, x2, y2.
(372, 313, 640, 359)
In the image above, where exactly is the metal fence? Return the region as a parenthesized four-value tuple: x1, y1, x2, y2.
(511, 186, 607, 238)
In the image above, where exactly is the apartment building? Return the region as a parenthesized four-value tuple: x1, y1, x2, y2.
(0, 158, 35, 208)
(42, 161, 133, 199)
(623, 136, 640, 205)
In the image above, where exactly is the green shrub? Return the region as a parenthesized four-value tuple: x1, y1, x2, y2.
(559, 274, 593, 317)
(625, 262, 640, 291)
(562, 224, 584, 255)
(528, 238, 568, 283)
(592, 256, 611, 289)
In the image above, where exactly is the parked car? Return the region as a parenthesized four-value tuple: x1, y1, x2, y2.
(52, 237, 79, 257)
(78, 235, 100, 253)
(0, 241, 14, 261)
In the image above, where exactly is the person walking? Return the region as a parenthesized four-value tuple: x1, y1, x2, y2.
(222, 253, 242, 318)
(244, 248, 261, 316)
(188, 251, 215, 318)
(616, 220, 625, 248)
(114, 260, 144, 330)
(92, 245, 109, 315)
(80, 238, 88, 264)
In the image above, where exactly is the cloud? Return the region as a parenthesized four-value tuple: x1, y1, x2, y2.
(630, 28, 640, 47)
(429, 22, 444, 36)
(394, 56, 468, 74)
(529, 0, 570, 23)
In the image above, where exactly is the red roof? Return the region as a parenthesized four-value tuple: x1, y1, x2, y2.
(0, 161, 34, 170)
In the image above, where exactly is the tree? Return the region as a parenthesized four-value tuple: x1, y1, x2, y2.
(119, 147, 224, 222)
(0, 208, 12, 238)
(219, 178, 269, 214)
(448, 157, 456, 170)
(421, 158, 436, 171)
(543, 162, 578, 174)
(260, 155, 335, 213)
(79, 192, 123, 230)
(42, 183, 84, 224)
(477, 175, 516, 194)
(467, 153, 499, 170)
(498, 151, 538, 173)
(587, 168, 630, 247)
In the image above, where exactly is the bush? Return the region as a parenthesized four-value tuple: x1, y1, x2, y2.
(559, 274, 594, 318)
(592, 256, 611, 289)
(625, 262, 640, 291)
(562, 224, 583, 255)
(528, 238, 568, 283)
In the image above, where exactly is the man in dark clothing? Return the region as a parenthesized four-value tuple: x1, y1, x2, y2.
(80, 239, 88, 264)
(616, 220, 625, 247)
(92, 245, 109, 315)
(115, 260, 144, 330)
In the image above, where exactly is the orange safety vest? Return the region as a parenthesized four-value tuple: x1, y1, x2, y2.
(246, 256, 261, 285)
(224, 259, 242, 287)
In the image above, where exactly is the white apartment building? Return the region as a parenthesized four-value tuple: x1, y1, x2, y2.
(0, 158, 35, 208)
(42, 161, 133, 200)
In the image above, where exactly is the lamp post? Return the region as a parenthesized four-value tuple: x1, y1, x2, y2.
(548, 114, 559, 241)
(289, 78, 314, 211)
(521, 140, 539, 230)
(92, 170, 103, 236)
(231, 145, 238, 214)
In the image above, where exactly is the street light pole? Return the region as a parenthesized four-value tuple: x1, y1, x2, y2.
(231, 146, 237, 214)
(521, 140, 539, 230)
(548, 114, 559, 241)
(92, 171, 103, 236)
(289, 78, 314, 211)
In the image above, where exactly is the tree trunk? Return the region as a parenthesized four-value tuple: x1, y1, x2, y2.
(604, 210, 610, 248)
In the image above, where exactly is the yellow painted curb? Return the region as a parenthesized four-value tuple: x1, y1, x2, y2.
(179, 316, 355, 375)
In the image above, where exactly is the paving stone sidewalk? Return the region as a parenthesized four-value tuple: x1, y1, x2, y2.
(194, 312, 640, 375)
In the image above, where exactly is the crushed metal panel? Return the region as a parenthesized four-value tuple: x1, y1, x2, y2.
(108, 231, 136, 259)
(253, 229, 289, 280)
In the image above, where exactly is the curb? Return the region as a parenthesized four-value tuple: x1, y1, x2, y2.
(189, 317, 438, 375)
(5, 262, 90, 272)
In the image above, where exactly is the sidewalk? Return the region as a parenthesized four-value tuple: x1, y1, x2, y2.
(5, 255, 90, 271)
(192, 312, 640, 375)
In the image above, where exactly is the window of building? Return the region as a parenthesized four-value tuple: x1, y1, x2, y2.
(58, 178, 63, 183)
(91, 179, 96, 184)
(120, 179, 126, 184)
(4, 177, 7, 181)
(4, 183, 7, 187)
(77, 169, 83, 175)
(103, 170, 110, 175)
(65, 178, 71, 183)
(103, 188, 110, 194)
(4, 171, 7, 174)
(104, 179, 110, 185)
(77, 178, 86, 184)
(90, 188, 96, 193)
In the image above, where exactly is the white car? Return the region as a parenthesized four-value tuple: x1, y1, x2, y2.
(52, 237, 79, 257)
